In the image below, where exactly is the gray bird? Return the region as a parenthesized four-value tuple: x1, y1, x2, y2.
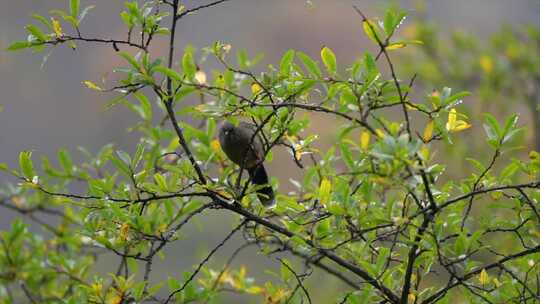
(218, 121, 275, 206)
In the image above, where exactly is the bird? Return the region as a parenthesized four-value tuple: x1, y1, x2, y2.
(218, 121, 275, 206)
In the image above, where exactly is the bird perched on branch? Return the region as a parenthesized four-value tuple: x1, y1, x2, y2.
(218, 121, 275, 206)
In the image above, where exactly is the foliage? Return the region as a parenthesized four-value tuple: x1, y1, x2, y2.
(2, 1, 540, 303)
(399, 1, 540, 152)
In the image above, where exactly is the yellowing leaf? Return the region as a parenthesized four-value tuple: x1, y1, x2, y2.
(320, 46, 337, 74)
(251, 83, 262, 95)
(362, 19, 379, 44)
(423, 120, 434, 141)
(478, 269, 490, 285)
(83, 80, 103, 91)
(51, 17, 63, 37)
(408, 293, 416, 303)
(446, 109, 471, 132)
(493, 277, 502, 288)
(195, 70, 207, 84)
(318, 178, 332, 206)
(420, 145, 430, 161)
(360, 131, 370, 150)
(479, 55, 493, 74)
(385, 43, 406, 50)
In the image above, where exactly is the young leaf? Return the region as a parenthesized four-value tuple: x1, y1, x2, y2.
(182, 50, 196, 78)
(19, 151, 35, 179)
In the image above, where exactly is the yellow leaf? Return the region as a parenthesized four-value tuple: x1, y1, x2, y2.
(406, 103, 418, 111)
(106, 293, 122, 304)
(479, 55, 493, 74)
(478, 269, 490, 285)
(490, 190, 503, 200)
(294, 144, 304, 161)
(251, 83, 262, 95)
(318, 178, 332, 206)
(91, 282, 103, 294)
(493, 277, 502, 288)
(210, 139, 221, 153)
(360, 131, 370, 150)
(453, 121, 472, 132)
(195, 70, 207, 84)
(119, 223, 130, 241)
(51, 17, 63, 37)
(246, 286, 265, 294)
(83, 80, 103, 91)
(408, 293, 416, 303)
(375, 129, 385, 138)
(386, 43, 406, 50)
(216, 189, 233, 200)
(446, 109, 471, 133)
(423, 120, 434, 141)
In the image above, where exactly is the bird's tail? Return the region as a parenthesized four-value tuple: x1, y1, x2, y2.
(248, 164, 275, 206)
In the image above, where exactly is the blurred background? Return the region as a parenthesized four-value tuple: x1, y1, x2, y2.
(2, 0, 540, 302)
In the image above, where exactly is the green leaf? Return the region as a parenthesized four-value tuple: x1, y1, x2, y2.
(70, 0, 80, 19)
(19, 151, 35, 179)
(120, 11, 134, 27)
(153, 66, 182, 81)
(320, 46, 337, 75)
(167, 277, 181, 291)
(383, 10, 395, 37)
(483, 113, 502, 147)
(58, 149, 74, 174)
(153, 173, 168, 191)
(364, 52, 376, 74)
(116, 150, 132, 166)
(279, 49, 295, 76)
(26, 24, 47, 41)
(134, 92, 153, 120)
(132, 143, 145, 169)
(7, 41, 32, 51)
(182, 49, 196, 78)
(109, 154, 131, 177)
(31, 14, 52, 31)
(118, 51, 141, 71)
(297, 51, 322, 78)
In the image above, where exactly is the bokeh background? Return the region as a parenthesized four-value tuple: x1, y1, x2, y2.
(2, 0, 540, 302)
